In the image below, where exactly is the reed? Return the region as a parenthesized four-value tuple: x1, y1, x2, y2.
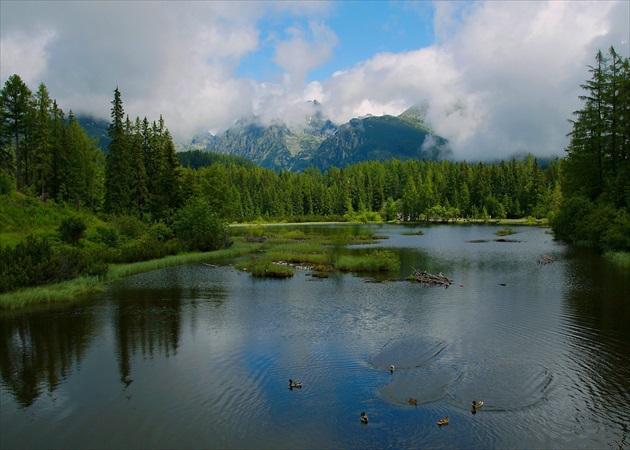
(334, 250, 400, 272)
(0, 276, 105, 309)
(603, 251, 630, 268)
(0, 240, 261, 310)
(235, 257, 294, 278)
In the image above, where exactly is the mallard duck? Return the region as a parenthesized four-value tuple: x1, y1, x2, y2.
(389, 365, 395, 373)
(407, 398, 418, 405)
(289, 379, 302, 389)
(437, 416, 450, 426)
(360, 412, 368, 424)
(471, 400, 483, 413)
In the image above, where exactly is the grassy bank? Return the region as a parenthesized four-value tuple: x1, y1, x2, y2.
(604, 251, 630, 269)
(233, 228, 399, 277)
(0, 239, 260, 310)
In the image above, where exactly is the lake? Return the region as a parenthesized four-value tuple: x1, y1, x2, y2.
(1, 224, 629, 449)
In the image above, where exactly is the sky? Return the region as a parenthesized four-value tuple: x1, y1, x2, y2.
(1, 0, 629, 160)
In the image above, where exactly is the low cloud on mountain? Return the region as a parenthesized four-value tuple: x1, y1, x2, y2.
(1, 1, 627, 160)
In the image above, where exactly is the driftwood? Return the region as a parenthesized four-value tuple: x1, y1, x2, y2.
(538, 255, 556, 265)
(411, 268, 453, 287)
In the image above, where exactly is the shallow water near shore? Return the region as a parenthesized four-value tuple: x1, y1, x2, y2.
(1, 224, 629, 449)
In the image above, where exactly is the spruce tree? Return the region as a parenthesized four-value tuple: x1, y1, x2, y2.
(104, 88, 132, 214)
(0, 74, 32, 191)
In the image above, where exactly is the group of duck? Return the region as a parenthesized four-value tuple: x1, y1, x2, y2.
(289, 365, 484, 426)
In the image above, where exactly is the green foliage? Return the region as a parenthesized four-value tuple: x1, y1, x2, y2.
(146, 222, 174, 242)
(173, 197, 230, 251)
(108, 214, 146, 240)
(0, 235, 107, 294)
(600, 209, 630, 252)
(0, 171, 15, 195)
(58, 216, 87, 244)
(554, 47, 630, 254)
(335, 250, 400, 272)
(236, 256, 294, 278)
(87, 225, 120, 248)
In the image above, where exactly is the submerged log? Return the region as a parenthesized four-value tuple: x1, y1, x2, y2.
(411, 268, 453, 287)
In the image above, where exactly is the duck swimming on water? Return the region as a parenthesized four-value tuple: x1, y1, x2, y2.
(360, 412, 368, 424)
(389, 365, 395, 373)
(289, 379, 302, 389)
(471, 400, 483, 413)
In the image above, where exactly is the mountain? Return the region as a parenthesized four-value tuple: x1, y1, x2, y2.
(202, 102, 337, 171)
(307, 112, 450, 172)
(75, 115, 111, 151)
(197, 104, 450, 172)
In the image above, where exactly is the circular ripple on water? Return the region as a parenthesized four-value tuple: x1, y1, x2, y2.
(448, 360, 554, 411)
(377, 365, 461, 406)
(368, 336, 447, 371)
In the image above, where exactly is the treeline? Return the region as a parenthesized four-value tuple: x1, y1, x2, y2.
(552, 47, 630, 252)
(179, 154, 560, 223)
(0, 75, 103, 205)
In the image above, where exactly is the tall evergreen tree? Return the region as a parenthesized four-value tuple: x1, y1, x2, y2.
(0, 74, 32, 191)
(31, 83, 53, 197)
(104, 87, 132, 214)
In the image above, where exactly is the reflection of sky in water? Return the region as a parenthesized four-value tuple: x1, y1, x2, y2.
(1, 225, 629, 449)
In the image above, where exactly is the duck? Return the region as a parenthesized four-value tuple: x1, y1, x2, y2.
(360, 412, 368, 424)
(471, 400, 483, 413)
(289, 379, 302, 389)
(437, 416, 450, 426)
(389, 365, 395, 373)
(407, 398, 418, 406)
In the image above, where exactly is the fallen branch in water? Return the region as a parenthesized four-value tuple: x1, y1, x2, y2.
(410, 268, 453, 287)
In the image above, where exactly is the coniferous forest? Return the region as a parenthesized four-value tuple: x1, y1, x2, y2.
(0, 48, 628, 297)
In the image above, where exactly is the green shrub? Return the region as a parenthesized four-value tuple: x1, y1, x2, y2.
(0, 172, 15, 196)
(0, 235, 107, 293)
(88, 225, 120, 248)
(109, 215, 146, 239)
(173, 198, 230, 251)
(146, 222, 174, 242)
(601, 208, 630, 252)
(58, 217, 87, 244)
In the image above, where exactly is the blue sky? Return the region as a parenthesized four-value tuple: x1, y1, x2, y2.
(1, 1, 628, 159)
(236, 2, 436, 83)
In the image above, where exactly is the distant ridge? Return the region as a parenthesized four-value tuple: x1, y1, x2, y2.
(193, 104, 451, 172)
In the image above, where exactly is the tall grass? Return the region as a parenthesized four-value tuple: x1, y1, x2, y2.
(335, 250, 400, 272)
(0, 239, 261, 310)
(603, 251, 630, 269)
(0, 276, 105, 310)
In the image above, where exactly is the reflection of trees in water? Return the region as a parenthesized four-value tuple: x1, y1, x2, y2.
(562, 247, 630, 433)
(114, 289, 182, 388)
(0, 305, 97, 407)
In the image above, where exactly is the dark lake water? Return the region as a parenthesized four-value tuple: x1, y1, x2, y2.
(1, 224, 629, 449)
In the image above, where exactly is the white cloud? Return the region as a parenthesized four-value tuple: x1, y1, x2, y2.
(1, 0, 628, 160)
(273, 21, 338, 85)
(317, 0, 628, 160)
(0, 29, 56, 86)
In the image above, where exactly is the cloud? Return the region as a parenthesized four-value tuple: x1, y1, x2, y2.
(0, 29, 56, 87)
(1, 0, 628, 160)
(318, 0, 628, 160)
(274, 21, 338, 85)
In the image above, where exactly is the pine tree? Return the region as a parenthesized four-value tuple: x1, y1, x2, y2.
(31, 83, 53, 198)
(104, 88, 132, 214)
(0, 74, 32, 191)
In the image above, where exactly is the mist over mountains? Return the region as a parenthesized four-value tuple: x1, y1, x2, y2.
(186, 103, 452, 171)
